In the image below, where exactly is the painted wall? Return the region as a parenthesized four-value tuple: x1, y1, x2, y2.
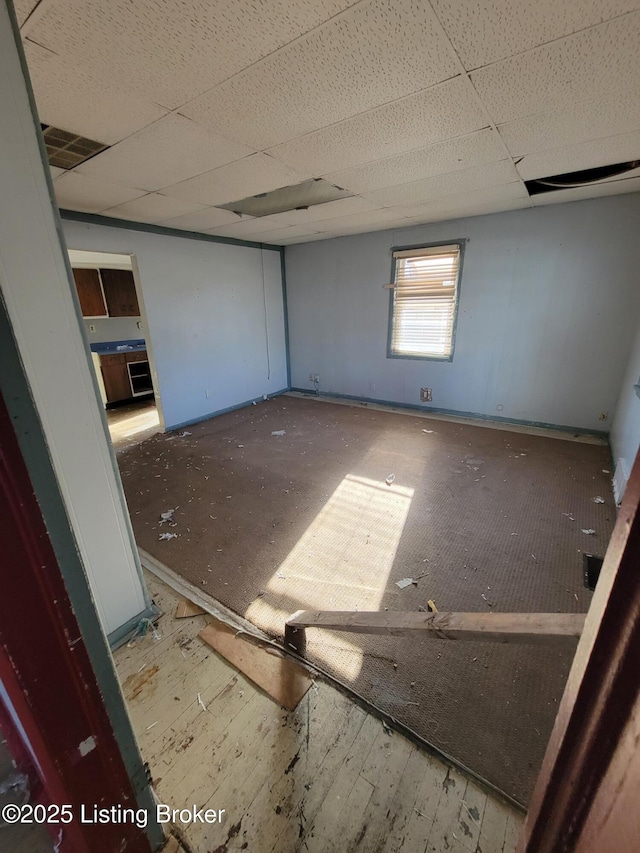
(63, 220, 288, 430)
(0, 5, 148, 637)
(83, 315, 142, 344)
(611, 319, 640, 500)
(285, 194, 640, 433)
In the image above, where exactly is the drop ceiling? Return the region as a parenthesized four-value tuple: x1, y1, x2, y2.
(16, 0, 640, 245)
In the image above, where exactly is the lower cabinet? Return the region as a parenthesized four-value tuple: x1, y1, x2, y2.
(100, 351, 152, 405)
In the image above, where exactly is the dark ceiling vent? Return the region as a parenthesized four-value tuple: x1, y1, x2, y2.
(217, 177, 353, 217)
(525, 160, 640, 196)
(41, 124, 108, 170)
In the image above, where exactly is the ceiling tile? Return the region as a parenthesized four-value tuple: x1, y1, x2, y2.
(277, 233, 333, 244)
(181, 0, 460, 150)
(324, 128, 507, 193)
(470, 13, 640, 125)
(431, 0, 640, 69)
(48, 166, 66, 179)
(516, 131, 640, 181)
(266, 196, 381, 226)
(242, 224, 329, 243)
(399, 184, 532, 220)
(52, 172, 147, 213)
(530, 175, 640, 205)
(25, 0, 361, 110)
(75, 114, 255, 192)
(23, 39, 168, 146)
(162, 154, 309, 207)
(313, 207, 413, 232)
(206, 217, 291, 239)
(498, 92, 640, 157)
(267, 76, 489, 177)
(155, 207, 244, 232)
(363, 159, 521, 207)
(101, 194, 208, 224)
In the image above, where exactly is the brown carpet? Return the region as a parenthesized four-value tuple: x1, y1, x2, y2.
(117, 396, 615, 805)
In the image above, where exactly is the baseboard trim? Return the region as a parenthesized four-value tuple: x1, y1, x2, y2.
(164, 388, 290, 432)
(288, 388, 609, 444)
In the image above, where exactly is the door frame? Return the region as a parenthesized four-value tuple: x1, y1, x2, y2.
(519, 449, 640, 850)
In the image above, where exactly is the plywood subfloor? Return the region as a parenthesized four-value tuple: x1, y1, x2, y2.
(117, 396, 615, 804)
(114, 574, 524, 853)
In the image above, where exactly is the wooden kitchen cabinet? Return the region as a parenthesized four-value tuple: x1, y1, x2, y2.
(99, 350, 152, 405)
(100, 354, 131, 404)
(72, 268, 107, 317)
(100, 269, 140, 317)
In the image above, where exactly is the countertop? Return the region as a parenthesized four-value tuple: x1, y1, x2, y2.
(90, 339, 146, 354)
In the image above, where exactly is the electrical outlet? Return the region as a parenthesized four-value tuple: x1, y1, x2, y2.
(309, 373, 320, 383)
(88, 324, 96, 332)
(496, 404, 503, 411)
(420, 387, 432, 402)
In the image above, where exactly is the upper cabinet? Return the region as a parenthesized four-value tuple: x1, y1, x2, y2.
(100, 269, 140, 317)
(72, 268, 107, 317)
(72, 267, 140, 318)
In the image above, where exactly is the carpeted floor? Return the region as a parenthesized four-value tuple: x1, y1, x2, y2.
(116, 396, 615, 805)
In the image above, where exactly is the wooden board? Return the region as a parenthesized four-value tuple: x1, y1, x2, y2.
(286, 610, 585, 648)
(198, 621, 313, 711)
(175, 598, 207, 619)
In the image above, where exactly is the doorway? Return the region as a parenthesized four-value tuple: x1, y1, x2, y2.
(67, 248, 163, 449)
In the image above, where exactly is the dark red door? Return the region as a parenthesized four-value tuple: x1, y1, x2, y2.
(0, 391, 154, 853)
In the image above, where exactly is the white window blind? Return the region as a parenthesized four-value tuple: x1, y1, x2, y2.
(390, 244, 461, 359)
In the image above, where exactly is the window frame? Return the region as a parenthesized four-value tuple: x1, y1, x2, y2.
(386, 239, 466, 363)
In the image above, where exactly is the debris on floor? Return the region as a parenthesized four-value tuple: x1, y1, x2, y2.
(395, 577, 415, 589)
(591, 496, 605, 504)
(159, 508, 175, 524)
(127, 617, 161, 648)
(197, 692, 208, 712)
(385, 473, 396, 485)
(271, 429, 286, 436)
(175, 598, 207, 619)
(177, 431, 192, 437)
(198, 621, 313, 710)
(427, 599, 438, 612)
(582, 529, 596, 535)
(159, 532, 178, 541)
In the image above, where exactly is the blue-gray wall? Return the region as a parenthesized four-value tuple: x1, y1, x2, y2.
(611, 319, 640, 498)
(83, 315, 142, 344)
(63, 220, 288, 430)
(285, 194, 640, 433)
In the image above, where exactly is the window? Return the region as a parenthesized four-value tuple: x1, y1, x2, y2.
(388, 242, 463, 361)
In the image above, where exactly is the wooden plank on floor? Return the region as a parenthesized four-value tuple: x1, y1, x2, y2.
(199, 621, 313, 710)
(475, 791, 511, 853)
(174, 598, 207, 618)
(301, 714, 380, 849)
(457, 778, 487, 852)
(345, 727, 415, 851)
(266, 700, 370, 853)
(427, 765, 470, 852)
(187, 684, 333, 850)
(286, 610, 585, 647)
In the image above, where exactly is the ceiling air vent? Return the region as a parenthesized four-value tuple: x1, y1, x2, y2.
(217, 178, 353, 217)
(525, 160, 640, 196)
(41, 124, 108, 170)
